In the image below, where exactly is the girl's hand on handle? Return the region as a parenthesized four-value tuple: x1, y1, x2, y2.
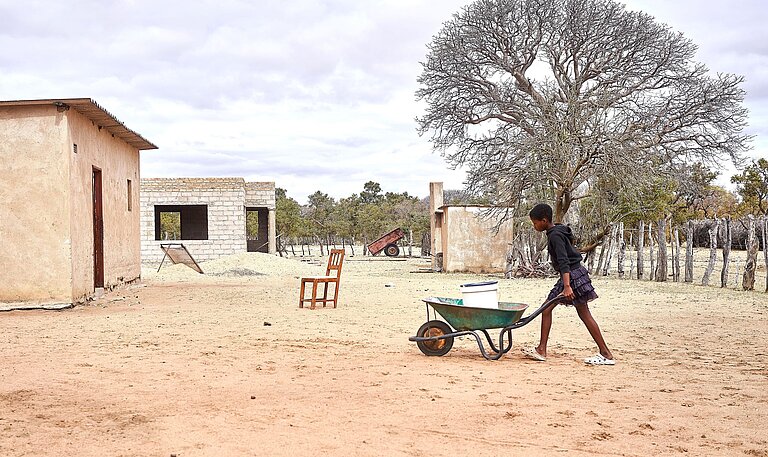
(563, 284, 575, 301)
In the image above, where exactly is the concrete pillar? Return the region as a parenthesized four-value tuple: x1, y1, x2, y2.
(268, 209, 277, 254)
(429, 182, 444, 271)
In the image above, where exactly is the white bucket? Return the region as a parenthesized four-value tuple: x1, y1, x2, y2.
(459, 281, 499, 308)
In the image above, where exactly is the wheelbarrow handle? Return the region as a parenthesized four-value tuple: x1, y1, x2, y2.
(508, 294, 566, 330)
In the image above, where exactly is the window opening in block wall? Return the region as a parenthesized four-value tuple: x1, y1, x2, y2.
(154, 205, 208, 240)
(127, 179, 132, 211)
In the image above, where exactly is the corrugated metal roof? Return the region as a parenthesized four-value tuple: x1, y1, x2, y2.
(0, 98, 158, 150)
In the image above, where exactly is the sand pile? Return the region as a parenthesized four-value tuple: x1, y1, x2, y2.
(143, 252, 319, 281)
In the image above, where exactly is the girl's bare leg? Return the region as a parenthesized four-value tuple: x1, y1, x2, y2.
(535, 305, 555, 357)
(575, 304, 613, 359)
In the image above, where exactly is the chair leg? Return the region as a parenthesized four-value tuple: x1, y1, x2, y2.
(299, 280, 306, 308)
(333, 280, 340, 308)
(322, 282, 329, 308)
(310, 281, 318, 310)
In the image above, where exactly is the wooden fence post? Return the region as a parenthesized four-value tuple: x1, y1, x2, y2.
(720, 217, 732, 288)
(669, 225, 676, 281)
(673, 226, 681, 282)
(702, 220, 717, 286)
(595, 231, 607, 275)
(602, 223, 617, 276)
(637, 221, 645, 280)
(618, 222, 626, 278)
(742, 215, 758, 291)
(655, 218, 667, 282)
(685, 221, 694, 283)
(649, 222, 655, 281)
(762, 217, 768, 293)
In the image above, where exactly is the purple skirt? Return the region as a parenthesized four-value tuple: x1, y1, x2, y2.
(546, 264, 598, 306)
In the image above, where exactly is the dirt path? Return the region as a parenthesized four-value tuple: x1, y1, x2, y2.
(1, 254, 767, 456)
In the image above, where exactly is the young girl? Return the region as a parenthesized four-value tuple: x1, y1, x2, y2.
(524, 203, 615, 366)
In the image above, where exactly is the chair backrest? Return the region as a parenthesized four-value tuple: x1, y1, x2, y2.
(325, 249, 345, 278)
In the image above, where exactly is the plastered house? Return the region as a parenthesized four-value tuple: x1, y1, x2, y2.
(429, 182, 516, 273)
(0, 98, 157, 308)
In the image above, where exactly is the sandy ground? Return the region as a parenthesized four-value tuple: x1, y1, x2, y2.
(2, 251, 768, 457)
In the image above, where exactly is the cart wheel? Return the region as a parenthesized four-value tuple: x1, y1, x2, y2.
(384, 243, 400, 257)
(416, 320, 454, 356)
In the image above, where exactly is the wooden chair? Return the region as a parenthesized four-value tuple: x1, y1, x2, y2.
(299, 249, 345, 309)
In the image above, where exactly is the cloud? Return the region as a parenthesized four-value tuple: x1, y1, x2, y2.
(1, 0, 764, 202)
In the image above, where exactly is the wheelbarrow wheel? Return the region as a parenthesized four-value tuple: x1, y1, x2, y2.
(384, 243, 400, 257)
(416, 320, 454, 356)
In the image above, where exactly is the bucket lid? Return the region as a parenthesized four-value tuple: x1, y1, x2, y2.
(460, 281, 498, 288)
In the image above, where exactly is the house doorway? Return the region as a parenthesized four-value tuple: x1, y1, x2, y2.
(92, 167, 104, 288)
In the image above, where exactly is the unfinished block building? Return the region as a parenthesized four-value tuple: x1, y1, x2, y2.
(140, 178, 276, 265)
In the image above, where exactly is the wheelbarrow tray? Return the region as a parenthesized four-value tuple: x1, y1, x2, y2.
(423, 297, 528, 331)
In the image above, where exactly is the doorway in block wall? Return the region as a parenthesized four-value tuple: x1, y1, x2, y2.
(246, 207, 269, 253)
(92, 167, 104, 289)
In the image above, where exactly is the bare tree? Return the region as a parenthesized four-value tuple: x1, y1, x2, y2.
(416, 0, 750, 224)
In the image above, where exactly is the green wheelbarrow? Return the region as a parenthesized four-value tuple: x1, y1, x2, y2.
(408, 295, 565, 360)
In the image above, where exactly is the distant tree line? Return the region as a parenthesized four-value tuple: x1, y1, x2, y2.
(275, 181, 431, 256)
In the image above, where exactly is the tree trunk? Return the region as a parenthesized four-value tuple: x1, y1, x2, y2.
(617, 222, 626, 278)
(505, 244, 515, 279)
(553, 190, 571, 224)
(655, 219, 667, 282)
(702, 221, 717, 286)
(742, 215, 758, 291)
(685, 221, 694, 283)
(649, 222, 656, 281)
(673, 226, 681, 282)
(421, 231, 431, 257)
(720, 217, 731, 288)
(587, 249, 595, 273)
(637, 221, 645, 280)
(579, 224, 613, 254)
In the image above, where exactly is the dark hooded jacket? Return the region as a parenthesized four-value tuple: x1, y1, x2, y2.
(546, 224, 584, 273)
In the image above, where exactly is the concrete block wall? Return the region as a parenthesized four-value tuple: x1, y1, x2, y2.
(141, 178, 255, 265)
(245, 182, 276, 209)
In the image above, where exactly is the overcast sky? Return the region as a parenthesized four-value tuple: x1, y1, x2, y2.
(1, 0, 765, 203)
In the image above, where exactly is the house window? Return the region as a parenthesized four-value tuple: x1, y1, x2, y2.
(154, 205, 208, 240)
(73, 143, 78, 154)
(127, 179, 132, 211)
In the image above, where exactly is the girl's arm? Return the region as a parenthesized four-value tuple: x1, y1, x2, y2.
(562, 271, 574, 300)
